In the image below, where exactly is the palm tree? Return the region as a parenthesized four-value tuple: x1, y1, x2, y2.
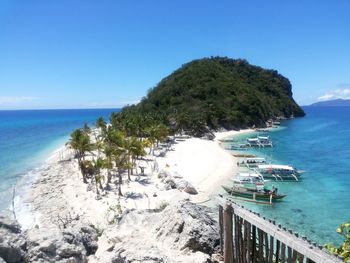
(67, 129, 94, 183)
(103, 144, 114, 187)
(68, 129, 93, 161)
(92, 158, 105, 197)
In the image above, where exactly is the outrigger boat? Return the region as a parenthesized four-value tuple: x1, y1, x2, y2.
(239, 157, 267, 168)
(222, 185, 286, 202)
(229, 143, 249, 151)
(231, 172, 265, 189)
(256, 164, 303, 181)
(246, 136, 273, 147)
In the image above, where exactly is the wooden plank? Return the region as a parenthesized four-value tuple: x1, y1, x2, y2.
(264, 232, 269, 261)
(242, 220, 247, 263)
(223, 203, 233, 263)
(234, 214, 239, 261)
(252, 225, 257, 263)
(288, 246, 292, 263)
(219, 205, 224, 255)
(239, 218, 245, 262)
(268, 235, 274, 263)
(292, 250, 298, 263)
(276, 240, 281, 263)
(281, 243, 286, 263)
(246, 222, 251, 263)
(258, 228, 264, 262)
(222, 201, 341, 263)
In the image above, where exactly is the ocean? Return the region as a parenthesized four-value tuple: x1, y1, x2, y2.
(1, 107, 349, 246)
(222, 106, 350, 246)
(0, 109, 118, 214)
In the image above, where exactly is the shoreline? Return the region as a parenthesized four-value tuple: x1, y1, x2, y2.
(14, 129, 254, 231)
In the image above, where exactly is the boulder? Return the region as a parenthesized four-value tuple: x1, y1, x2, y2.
(0, 216, 26, 263)
(93, 202, 218, 262)
(176, 180, 198, 195)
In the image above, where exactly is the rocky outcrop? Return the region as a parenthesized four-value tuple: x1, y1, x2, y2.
(159, 171, 198, 195)
(0, 216, 99, 263)
(0, 216, 26, 263)
(92, 202, 219, 263)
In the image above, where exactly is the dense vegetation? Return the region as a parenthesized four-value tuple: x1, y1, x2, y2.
(325, 222, 350, 261)
(122, 57, 304, 135)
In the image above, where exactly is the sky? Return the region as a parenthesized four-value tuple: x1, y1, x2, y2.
(0, 0, 349, 109)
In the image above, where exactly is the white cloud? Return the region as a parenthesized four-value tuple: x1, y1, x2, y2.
(317, 88, 350, 101)
(0, 96, 39, 105)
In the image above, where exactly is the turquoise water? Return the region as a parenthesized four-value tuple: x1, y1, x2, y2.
(0, 109, 118, 213)
(224, 106, 350, 246)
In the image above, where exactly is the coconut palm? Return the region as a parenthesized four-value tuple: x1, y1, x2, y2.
(67, 129, 94, 183)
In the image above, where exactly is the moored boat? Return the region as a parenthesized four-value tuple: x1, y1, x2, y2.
(222, 185, 286, 201)
(257, 164, 302, 181)
(231, 172, 265, 189)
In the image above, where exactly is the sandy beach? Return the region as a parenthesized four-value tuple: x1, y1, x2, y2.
(15, 129, 253, 231)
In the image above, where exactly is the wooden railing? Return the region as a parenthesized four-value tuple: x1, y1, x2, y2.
(219, 201, 342, 263)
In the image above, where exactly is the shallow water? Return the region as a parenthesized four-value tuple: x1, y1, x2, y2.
(0, 109, 117, 214)
(221, 106, 350, 245)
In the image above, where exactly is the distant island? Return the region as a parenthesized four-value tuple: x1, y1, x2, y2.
(121, 57, 304, 135)
(309, 98, 350, 107)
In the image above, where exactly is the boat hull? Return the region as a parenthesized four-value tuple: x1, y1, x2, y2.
(222, 186, 286, 201)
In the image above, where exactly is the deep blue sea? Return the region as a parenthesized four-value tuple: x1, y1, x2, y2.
(223, 106, 350, 246)
(0, 109, 118, 214)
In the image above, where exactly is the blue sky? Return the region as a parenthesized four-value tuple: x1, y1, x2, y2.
(0, 0, 349, 109)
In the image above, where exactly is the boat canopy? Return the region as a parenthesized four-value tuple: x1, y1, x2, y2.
(246, 157, 266, 163)
(258, 164, 294, 171)
(236, 172, 261, 178)
(247, 138, 259, 142)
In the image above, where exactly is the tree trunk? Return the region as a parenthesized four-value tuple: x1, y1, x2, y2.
(118, 170, 123, 196)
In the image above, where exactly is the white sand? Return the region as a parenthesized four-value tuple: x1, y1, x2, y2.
(16, 129, 254, 230)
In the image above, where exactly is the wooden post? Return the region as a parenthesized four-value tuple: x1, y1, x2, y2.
(288, 247, 292, 263)
(252, 225, 256, 262)
(276, 240, 281, 263)
(281, 243, 286, 263)
(219, 205, 224, 255)
(268, 236, 274, 263)
(246, 222, 251, 263)
(258, 228, 264, 262)
(224, 203, 233, 263)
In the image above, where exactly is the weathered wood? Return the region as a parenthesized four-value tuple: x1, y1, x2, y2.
(252, 225, 256, 262)
(234, 215, 239, 262)
(276, 240, 281, 263)
(246, 222, 251, 263)
(292, 250, 298, 263)
(258, 228, 264, 262)
(299, 253, 304, 263)
(219, 205, 224, 255)
(242, 220, 247, 263)
(268, 235, 274, 263)
(240, 217, 245, 263)
(281, 243, 286, 263)
(264, 232, 269, 261)
(223, 204, 233, 263)
(223, 201, 340, 263)
(288, 246, 292, 263)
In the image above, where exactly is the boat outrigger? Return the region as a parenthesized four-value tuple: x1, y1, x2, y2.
(239, 157, 267, 168)
(231, 172, 265, 189)
(246, 136, 273, 147)
(222, 185, 286, 203)
(256, 164, 303, 181)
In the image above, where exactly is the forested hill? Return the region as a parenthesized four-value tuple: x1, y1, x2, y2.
(310, 99, 350, 107)
(121, 57, 305, 134)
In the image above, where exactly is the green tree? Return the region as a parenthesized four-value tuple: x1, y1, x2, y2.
(325, 222, 350, 261)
